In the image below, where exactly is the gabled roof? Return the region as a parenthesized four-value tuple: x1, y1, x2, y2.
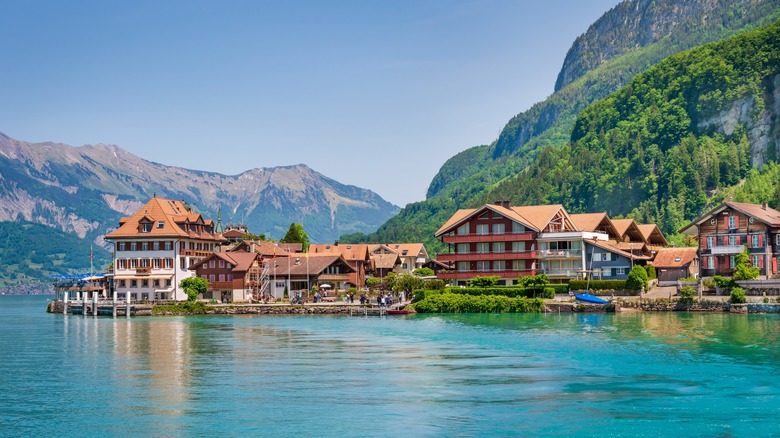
(680, 201, 780, 234)
(652, 247, 698, 268)
(569, 212, 620, 238)
(278, 243, 304, 253)
(231, 240, 290, 257)
(189, 251, 263, 273)
(369, 243, 428, 259)
(371, 253, 401, 269)
(511, 204, 576, 232)
(308, 243, 371, 261)
(611, 218, 646, 243)
(222, 229, 245, 238)
(637, 224, 668, 247)
(435, 204, 541, 237)
(273, 254, 355, 276)
(105, 197, 223, 241)
(434, 208, 478, 236)
(588, 239, 651, 261)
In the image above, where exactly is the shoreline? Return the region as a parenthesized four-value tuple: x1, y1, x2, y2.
(46, 299, 780, 316)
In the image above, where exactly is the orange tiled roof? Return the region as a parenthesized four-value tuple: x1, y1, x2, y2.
(652, 247, 698, 268)
(308, 243, 371, 261)
(511, 204, 572, 231)
(274, 254, 355, 276)
(435, 208, 478, 236)
(369, 243, 428, 259)
(637, 224, 668, 247)
(590, 240, 651, 261)
(104, 197, 223, 241)
(726, 202, 780, 226)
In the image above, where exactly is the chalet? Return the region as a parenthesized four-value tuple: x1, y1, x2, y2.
(652, 247, 699, 285)
(681, 201, 780, 278)
(308, 243, 371, 289)
(104, 197, 224, 301)
(189, 251, 264, 302)
(273, 254, 356, 294)
(370, 243, 429, 274)
(369, 245, 402, 280)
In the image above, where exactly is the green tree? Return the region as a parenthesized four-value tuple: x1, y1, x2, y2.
(280, 223, 310, 251)
(413, 267, 435, 277)
(179, 276, 208, 301)
(733, 249, 760, 281)
(394, 272, 424, 293)
(730, 286, 747, 304)
(626, 266, 649, 291)
(365, 277, 381, 290)
(469, 276, 501, 288)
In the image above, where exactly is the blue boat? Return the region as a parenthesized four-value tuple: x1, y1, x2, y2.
(575, 293, 610, 305)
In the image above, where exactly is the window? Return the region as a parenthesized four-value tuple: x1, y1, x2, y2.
(166, 279, 172, 287)
(492, 223, 505, 234)
(209, 260, 215, 269)
(602, 269, 611, 277)
(153, 279, 160, 287)
(142, 279, 148, 288)
(512, 260, 525, 271)
(218, 260, 225, 268)
(142, 242, 148, 251)
(751, 234, 760, 248)
(118, 280, 126, 288)
(456, 223, 469, 235)
(402, 263, 408, 270)
(276, 282, 285, 289)
(777, 234, 780, 246)
(227, 274, 233, 281)
(153, 259, 160, 269)
(729, 256, 736, 268)
(209, 274, 215, 282)
(219, 274, 225, 282)
(615, 267, 626, 276)
(130, 259, 137, 269)
(457, 262, 469, 272)
(603, 252, 611, 262)
(157, 222, 165, 229)
(180, 257, 187, 270)
(476, 224, 489, 235)
(165, 241, 172, 251)
(707, 236, 714, 248)
(493, 261, 505, 271)
(476, 261, 490, 271)
(165, 258, 173, 269)
(512, 222, 525, 233)
(141, 222, 152, 233)
(478, 211, 489, 219)
(140, 258, 149, 268)
(729, 235, 738, 246)
(728, 216, 737, 229)
(130, 242, 137, 251)
(752, 255, 761, 267)
(476, 243, 490, 254)
(493, 242, 505, 253)
(456, 243, 469, 254)
(592, 253, 602, 262)
(130, 280, 137, 288)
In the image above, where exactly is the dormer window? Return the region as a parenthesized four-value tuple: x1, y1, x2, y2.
(140, 221, 153, 233)
(674, 257, 682, 262)
(402, 250, 408, 255)
(157, 222, 165, 229)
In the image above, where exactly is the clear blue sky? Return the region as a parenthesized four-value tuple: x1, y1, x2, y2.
(0, 0, 621, 206)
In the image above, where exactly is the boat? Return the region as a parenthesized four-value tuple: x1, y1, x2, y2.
(386, 308, 411, 315)
(575, 293, 610, 305)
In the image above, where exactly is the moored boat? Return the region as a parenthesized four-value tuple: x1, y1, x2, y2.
(575, 293, 610, 305)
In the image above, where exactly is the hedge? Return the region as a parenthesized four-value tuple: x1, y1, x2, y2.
(412, 293, 545, 313)
(569, 280, 627, 291)
(444, 286, 566, 299)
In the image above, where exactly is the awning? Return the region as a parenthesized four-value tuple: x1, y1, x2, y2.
(319, 284, 332, 288)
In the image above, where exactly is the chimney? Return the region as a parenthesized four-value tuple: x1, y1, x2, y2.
(762, 202, 768, 210)
(334, 240, 339, 246)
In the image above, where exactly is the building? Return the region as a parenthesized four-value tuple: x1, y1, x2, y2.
(308, 243, 371, 289)
(652, 247, 699, 285)
(273, 254, 355, 295)
(681, 201, 780, 278)
(369, 245, 402, 281)
(369, 243, 429, 274)
(104, 197, 224, 301)
(435, 202, 664, 285)
(189, 251, 264, 302)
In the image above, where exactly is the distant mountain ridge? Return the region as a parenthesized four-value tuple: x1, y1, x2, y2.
(0, 131, 399, 249)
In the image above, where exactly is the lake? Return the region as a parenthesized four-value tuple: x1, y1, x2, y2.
(1, 294, 779, 436)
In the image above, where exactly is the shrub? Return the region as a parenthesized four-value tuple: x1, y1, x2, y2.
(626, 266, 649, 291)
(713, 276, 737, 289)
(152, 301, 208, 315)
(469, 276, 501, 288)
(569, 280, 627, 291)
(644, 265, 657, 280)
(702, 277, 717, 289)
(730, 287, 746, 304)
(411, 293, 545, 313)
(443, 286, 557, 299)
(515, 274, 550, 288)
(679, 286, 696, 304)
(423, 279, 446, 290)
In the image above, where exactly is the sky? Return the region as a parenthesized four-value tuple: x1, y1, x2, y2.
(0, 0, 621, 206)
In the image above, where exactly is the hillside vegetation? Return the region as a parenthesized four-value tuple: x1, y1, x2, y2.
(485, 20, 780, 236)
(343, 0, 780, 254)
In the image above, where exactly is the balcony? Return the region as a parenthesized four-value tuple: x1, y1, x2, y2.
(136, 267, 152, 275)
(437, 251, 537, 262)
(537, 249, 582, 259)
(710, 245, 745, 255)
(441, 232, 535, 244)
(539, 269, 581, 278)
(437, 269, 537, 279)
(181, 249, 214, 257)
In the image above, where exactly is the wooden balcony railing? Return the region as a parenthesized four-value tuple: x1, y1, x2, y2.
(441, 233, 535, 243)
(436, 270, 537, 279)
(437, 251, 537, 262)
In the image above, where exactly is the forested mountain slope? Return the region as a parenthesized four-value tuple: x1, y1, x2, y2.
(343, 0, 780, 254)
(484, 21, 780, 236)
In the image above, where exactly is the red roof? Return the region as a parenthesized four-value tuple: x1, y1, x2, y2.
(652, 247, 698, 268)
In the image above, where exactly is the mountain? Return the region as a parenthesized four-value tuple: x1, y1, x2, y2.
(344, 0, 780, 254)
(0, 132, 399, 285)
(487, 20, 780, 236)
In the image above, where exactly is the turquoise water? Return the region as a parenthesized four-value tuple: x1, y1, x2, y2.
(2, 295, 780, 436)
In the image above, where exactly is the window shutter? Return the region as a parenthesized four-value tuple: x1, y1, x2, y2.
(735, 216, 740, 229)
(724, 215, 729, 228)
(702, 239, 707, 250)
(736, 236, 741, 246)
(759, 234, 764, 247)
(722, 236, 728, 246)
(714, 256, 719, 270)
(759, 255, 765, 270)
(773, 257, 778, 275)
